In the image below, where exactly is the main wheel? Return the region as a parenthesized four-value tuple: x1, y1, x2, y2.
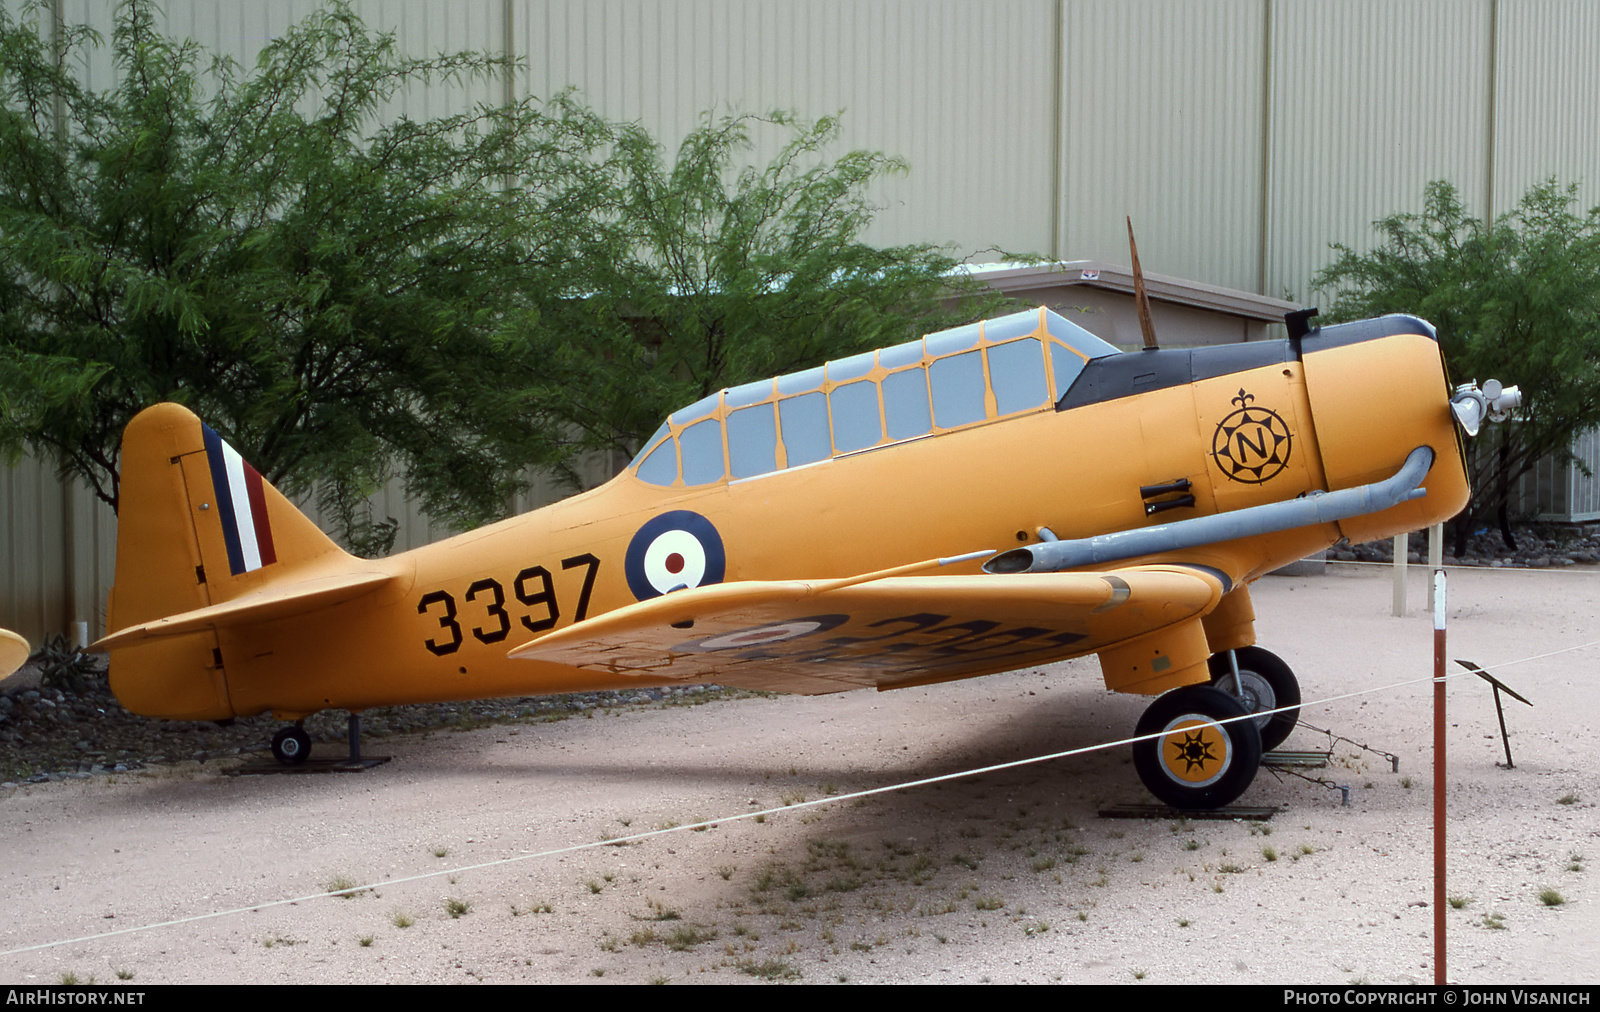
(271, 726, 312, 766)
(1133, 684, 1263, 809)
(1208, 646, 1301, 751)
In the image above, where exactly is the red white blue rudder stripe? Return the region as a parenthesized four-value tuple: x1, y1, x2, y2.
(201, 424, 278, 576)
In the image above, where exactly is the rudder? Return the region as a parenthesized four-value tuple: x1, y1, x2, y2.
(106, 403, 349, 719)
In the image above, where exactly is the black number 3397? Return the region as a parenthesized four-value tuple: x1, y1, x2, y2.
(417, 554, 600, 656)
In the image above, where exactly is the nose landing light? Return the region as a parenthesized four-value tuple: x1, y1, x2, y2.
(1451, 380, 1521, 437)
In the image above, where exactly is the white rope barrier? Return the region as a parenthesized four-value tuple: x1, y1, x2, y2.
(6, 631, 1596, 959)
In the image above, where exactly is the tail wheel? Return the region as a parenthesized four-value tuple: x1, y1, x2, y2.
(1208, 646, 1301, 751)
(271, 726, 312, 766)
(1133, 684, 1263, 809)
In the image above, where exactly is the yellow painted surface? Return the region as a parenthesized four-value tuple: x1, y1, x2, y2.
(98, 312, 1472, 722)
(0, 629, 28, 681)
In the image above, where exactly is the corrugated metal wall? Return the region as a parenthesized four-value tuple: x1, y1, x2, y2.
(6, 0, 1600, 643)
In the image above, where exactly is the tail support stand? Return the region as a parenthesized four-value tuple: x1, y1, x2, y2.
(1454, 659, 1533, 770)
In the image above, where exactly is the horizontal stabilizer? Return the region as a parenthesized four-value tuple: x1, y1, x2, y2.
(0, 629, 28, 681)
(92, 570, 396, 652)
(509, 565, 1224, 694)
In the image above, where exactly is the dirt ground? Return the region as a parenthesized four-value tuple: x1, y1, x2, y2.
(1, 564, 1596, 985)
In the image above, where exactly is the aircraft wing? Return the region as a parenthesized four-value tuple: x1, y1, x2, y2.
(508, 565, 1224, 694)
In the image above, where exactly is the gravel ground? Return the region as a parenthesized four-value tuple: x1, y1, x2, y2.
(1, 562, 1596, 985)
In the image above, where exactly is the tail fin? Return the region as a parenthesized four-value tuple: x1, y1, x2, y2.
(104, 403, 358, 719)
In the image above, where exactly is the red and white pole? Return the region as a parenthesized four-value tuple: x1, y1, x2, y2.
(1433, 568, 1447, 985)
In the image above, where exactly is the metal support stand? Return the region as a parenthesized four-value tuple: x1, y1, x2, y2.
(348, 712, 362, 762)
(1454, 660, 1533, 770)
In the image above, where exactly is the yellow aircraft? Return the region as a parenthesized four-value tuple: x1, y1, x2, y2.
(94, 303, 1505, 808)
(1, 628, 29, 681)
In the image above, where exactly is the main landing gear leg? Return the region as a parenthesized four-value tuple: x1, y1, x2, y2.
(1132, 684, 1263, 809)
(1208, 646, 1302, 751)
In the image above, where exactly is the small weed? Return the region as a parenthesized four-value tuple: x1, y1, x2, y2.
(1184, 839, 1200, 851)
(587, 879, 604, 894)
(1539, 888, 1566, 907)
(1030, 855, 1057, 872)
(648, 976, 670, 985)
(1212, 880, 1225, 893)
(1400, 776, 1413, 789)
(644, 899, 681, 921)
(432, 846, 449, 858)
(590, 968, 605, 977)
(1483, 911, 1507, 930)
(718, 865, 736, 880)
(59, 973, 83, 985)
(1023, 920, 1050, 936)
(630, 928, 658, 947)
(1133, 969, 1147, 980)
(262, 936, 298, 948)
(1218, 863, 1245, 874)
(326, 874, 364, 898)
(115, 970, 134, 981)
(1448, 895, 1471, 909)
(1076, 911, 1088, 922)
(1262, 846, 1278, 862)
(953, 853, 980, 870)
(598, 934, 619, 952)
(1129, 851, 1145, 863)
(1558, 793, 1578, 805)
(662, 928, 713, 954)
(391, 911, 414, 928)
(445, 898, 471, 919)
(974, 894, 1003, 911)
(358, 935, 374, 947)
(1177, 917, 1190, 927)
(754, 813, 765, 824)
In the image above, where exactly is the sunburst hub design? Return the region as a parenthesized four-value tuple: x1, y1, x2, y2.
(1158, 716, 1233, 786)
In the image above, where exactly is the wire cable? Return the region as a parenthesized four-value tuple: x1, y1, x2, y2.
(5, 633, 1599, 958)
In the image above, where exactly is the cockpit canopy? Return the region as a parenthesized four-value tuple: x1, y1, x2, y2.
(630, 307, 1119, 488)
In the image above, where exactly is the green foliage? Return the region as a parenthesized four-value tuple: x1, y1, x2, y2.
(1315, 180, 1600, 541)
(1, 4, 999, 547)
(554, 111, 1005, 458)
(0, 1, 608, 545)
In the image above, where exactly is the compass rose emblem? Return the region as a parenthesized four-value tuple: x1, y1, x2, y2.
(1211, 389, 1292, 484)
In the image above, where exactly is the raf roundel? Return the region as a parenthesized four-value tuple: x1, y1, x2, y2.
(624, 510, 727, 601)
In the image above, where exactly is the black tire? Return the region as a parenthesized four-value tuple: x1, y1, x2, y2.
(271, 726, 312, 766)
(1133, 684, 1263, 810)
(1208, 646, 1301, 751)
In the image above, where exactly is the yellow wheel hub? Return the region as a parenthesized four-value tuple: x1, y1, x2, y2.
(1159, 716, 1232, 787)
